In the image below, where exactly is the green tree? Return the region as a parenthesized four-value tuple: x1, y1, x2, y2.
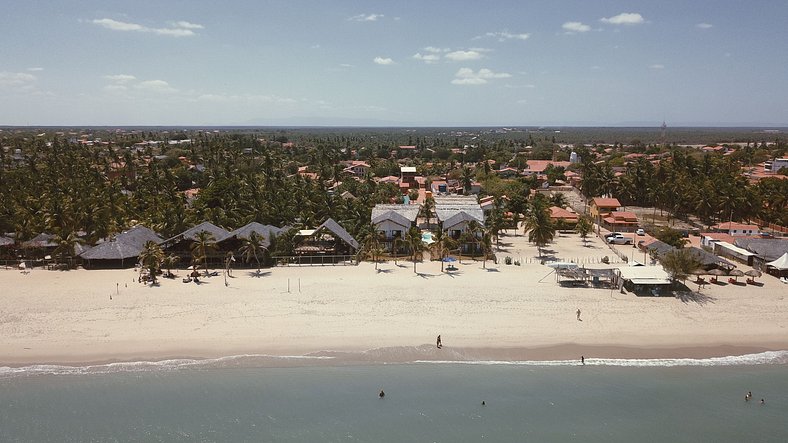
(190, 230, 217, 275)
(661, 248, 701, 283)
(654, 227, 688, 249)
(524, 197, 555, 259)
(430, 229, 457, 272)
(138, 241, 165, 284)
(575, 215, 593, 246)
(239, 231, 268, 275)
(406, 227, 425, 273)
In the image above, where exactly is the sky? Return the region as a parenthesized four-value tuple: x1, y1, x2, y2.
(1, 0, 787, 127)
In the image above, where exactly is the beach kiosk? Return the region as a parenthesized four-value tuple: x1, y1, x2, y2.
(616, 266, 672, 296)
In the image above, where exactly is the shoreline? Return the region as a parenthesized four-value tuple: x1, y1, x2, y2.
(4, 343, 788, 368)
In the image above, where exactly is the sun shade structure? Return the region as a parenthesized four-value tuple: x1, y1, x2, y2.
(220, 222, 284, 248)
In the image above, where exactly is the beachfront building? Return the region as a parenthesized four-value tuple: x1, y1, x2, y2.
(733, 237, 788, 271)
(80, 225, 164, 268)
(371, 204, 420, 250)
(615, 266, 672, 296)
(160, 221, 232, 268)
(642, 239, 735, 271)
(434, 196, 485, 254)
(216, 222, 284, 266)
(293, 218, 359, 262)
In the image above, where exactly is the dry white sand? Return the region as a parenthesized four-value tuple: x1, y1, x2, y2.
(1, 231, 786, 365)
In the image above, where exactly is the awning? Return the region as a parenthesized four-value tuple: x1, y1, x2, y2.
(629, 278, 672, 285)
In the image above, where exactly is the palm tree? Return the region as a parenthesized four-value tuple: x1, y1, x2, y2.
(524, 201, 555, 260)
(138, 241, 164, 285)
(575, 216, 593, 246)
(419, 196, 436, 229)
(239, 231, 267, 275)
(360, 223, 384, 270)
(480, 229, 493, 269)
(190, 230, 216, 276)
(406, 227, 425, 273)
(162, 254, 180, 278)
(52, 231, 84, 269)
(431, 229, 457, 273)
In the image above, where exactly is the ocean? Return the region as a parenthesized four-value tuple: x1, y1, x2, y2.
(1, 352, 787, 442)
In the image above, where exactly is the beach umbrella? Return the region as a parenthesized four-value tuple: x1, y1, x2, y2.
(745, 269, 762, 278)
(707, 268, 725, 282)
(729, 269, 744, 281)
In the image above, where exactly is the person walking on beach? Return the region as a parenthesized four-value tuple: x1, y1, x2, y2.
(576, 309, 582, 321)
(581, 356, 585, 365)
(437, 335, 442, 349)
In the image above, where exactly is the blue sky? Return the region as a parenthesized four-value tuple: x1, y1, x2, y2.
(1, 0, 787, 126)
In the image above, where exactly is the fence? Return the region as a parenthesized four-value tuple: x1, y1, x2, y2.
(751, 218, 788, 235)
(272, 254, 357, 266)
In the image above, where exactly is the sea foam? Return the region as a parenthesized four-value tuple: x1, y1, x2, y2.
(2, 350, 787, 379)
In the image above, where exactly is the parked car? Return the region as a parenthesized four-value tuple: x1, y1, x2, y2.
(607, 234, 633, 245)
(604, 232, 623, 239)
(636, 228, 645, 236)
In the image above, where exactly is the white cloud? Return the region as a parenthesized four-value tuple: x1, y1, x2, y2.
(413, 53, 441, 64)
(103, 84, 128, 92)
(562, 22, 591, 33)
(135, 79, 178, 93)
(696, 23, 713, 29)
(91, 18, 201, 37)
(104, 74, 137, 83)
(151, 28, 195, 37)
(451, 67, 511, 85)
(475, 31, 530, 42)
(650, 64, 665, 69)
(172, 21, 204, 29)
(27, 67, 44, 72)
(445, 50, 484, 61)
(600, 12, 644, 25)
(0, 71, 36, 88)
(424, 46, 450, 53)
(92, 18, 143, 32)
(373, 57, 394, 65)
(349, 13, 384, 22)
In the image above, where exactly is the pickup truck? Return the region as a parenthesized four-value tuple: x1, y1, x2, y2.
(607, 234, 633, 245)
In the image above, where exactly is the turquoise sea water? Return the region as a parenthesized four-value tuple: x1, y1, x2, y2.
(1, 356, 787, 442)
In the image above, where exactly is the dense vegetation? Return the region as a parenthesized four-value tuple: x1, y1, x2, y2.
(1, 126, 785, 250)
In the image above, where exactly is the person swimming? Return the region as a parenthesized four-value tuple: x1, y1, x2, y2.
(379, 390, 385, 398)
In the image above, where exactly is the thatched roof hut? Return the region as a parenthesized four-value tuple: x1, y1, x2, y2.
(80, 225, 164, 268)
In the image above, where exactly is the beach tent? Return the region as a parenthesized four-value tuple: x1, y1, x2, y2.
(766, 253, 788, 271)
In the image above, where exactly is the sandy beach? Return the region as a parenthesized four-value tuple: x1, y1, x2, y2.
(2, 232, 787, 366)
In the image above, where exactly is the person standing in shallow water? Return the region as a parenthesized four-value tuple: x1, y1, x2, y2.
(437, 335, 442, 349)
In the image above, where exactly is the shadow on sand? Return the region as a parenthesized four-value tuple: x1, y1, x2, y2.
(676, 291, 717, 306)
(247, 271, 272, 278)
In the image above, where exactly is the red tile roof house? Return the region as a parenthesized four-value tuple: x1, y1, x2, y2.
(589, 197, 621, 219)
(522, 160, 572, 176)
(342, 161, 370, 177)
(602, 211, 639, 232)
(711, 222, 760, 236)
(589, 197, 639, 232)
(550, 206, 580, 228)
